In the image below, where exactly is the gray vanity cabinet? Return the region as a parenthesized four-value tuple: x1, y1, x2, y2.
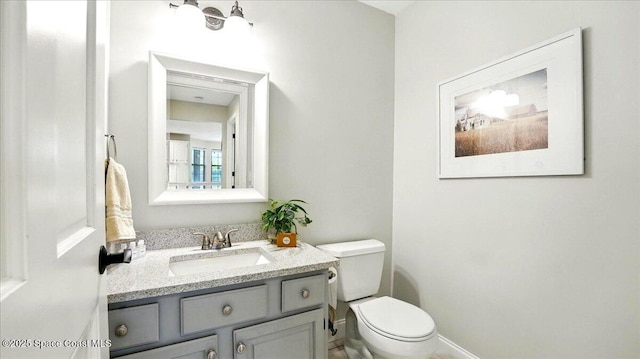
(233, 308, 325, 359)
(109, 271, 328, 359)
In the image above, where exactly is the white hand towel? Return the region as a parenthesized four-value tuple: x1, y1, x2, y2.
(106, 157, 136, 242)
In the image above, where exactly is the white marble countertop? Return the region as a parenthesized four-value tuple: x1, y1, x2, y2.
(107, 240, 339, 304)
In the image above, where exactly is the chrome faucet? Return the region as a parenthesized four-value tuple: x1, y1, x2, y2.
(193, 228, 239, 250)
(211, 228, 225, 249)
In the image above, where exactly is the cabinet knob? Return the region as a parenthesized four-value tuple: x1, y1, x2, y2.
(222, 305, 233, 316)
(114, 324, 128, 337)
(207, 349, 217, 359)
(237, 342, 247, 353)
(301, 288, 310, 298)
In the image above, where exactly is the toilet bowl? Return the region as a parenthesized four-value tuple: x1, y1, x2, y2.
(349, 297, 437, 359)
(317, 240, 438, 359)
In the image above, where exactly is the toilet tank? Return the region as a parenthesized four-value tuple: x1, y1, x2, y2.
(317, 239, 385, 301)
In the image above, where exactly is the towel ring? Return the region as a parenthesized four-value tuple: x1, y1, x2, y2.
(105, 134, 117, 160)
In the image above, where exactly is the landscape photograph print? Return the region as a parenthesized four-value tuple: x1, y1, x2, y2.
(453, 68, 548, 157)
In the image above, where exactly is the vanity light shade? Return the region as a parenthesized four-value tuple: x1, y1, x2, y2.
(226, 0, 252, 34)
(223, 15, 251, 38)
(175, 2, 204, 32)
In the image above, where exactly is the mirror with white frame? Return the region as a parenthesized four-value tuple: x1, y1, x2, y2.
(149, 52, 268, 205)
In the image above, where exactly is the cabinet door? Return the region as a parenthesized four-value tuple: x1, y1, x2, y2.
(116, 334, 218, 359)
(168, 163, 190, 185)
(233, 309, 326, 359)
(169, 140, 189, 163)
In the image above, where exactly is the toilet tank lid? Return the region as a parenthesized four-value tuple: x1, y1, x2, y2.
(316, 239, 385, 257)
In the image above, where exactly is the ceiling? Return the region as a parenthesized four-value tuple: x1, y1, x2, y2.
(358, 0, 414, 15)
(168, 84, 236, 106)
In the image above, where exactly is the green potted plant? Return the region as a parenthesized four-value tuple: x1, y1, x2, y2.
(261, 199, 312, 247)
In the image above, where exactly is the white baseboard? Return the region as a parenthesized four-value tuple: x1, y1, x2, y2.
(437, 334, 480, 359)
(328, 319, 479, 359)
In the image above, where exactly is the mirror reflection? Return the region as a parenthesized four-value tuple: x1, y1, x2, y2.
(165, 71, 252, 191)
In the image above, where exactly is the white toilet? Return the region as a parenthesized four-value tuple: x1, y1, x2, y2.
(317, 239, 438, 359)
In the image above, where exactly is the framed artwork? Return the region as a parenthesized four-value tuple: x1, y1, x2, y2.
(438, 28, 583, 178)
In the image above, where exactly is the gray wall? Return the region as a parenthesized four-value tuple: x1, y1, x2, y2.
(393, 1, 639, 358)
(109, 1, 394, 295)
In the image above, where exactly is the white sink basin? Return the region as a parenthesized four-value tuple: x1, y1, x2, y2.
(169, 249, 273, 276)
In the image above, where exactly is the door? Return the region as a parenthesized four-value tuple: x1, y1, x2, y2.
(0, 1, 110, 358)
(167, 140, 190, 187)
(225, 116, 237, 188)
(233, 309, 326, 359)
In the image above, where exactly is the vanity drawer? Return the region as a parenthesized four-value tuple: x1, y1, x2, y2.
(108, 303, 159, 351)
(116, 334, 218, 359)
(181, 285, 268, 335)
(281, 274, 326, 313)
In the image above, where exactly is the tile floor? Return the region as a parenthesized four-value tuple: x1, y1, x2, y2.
(327, 345, 348, 359)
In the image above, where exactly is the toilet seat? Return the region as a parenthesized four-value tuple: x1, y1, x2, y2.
(356, 296, 436, 342)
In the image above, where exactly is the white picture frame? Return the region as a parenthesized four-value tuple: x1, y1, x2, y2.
(438, 28, 583, 178)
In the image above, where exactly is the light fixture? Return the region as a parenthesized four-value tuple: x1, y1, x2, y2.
(169, 0, 253, 32)
(173, 0, 205, 33)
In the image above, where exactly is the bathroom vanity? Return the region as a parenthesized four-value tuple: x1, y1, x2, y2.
(106, 240, 338, 359)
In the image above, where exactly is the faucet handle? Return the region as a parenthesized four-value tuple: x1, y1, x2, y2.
(224, 228, 239, 247)
(193, 232, 210, 250)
